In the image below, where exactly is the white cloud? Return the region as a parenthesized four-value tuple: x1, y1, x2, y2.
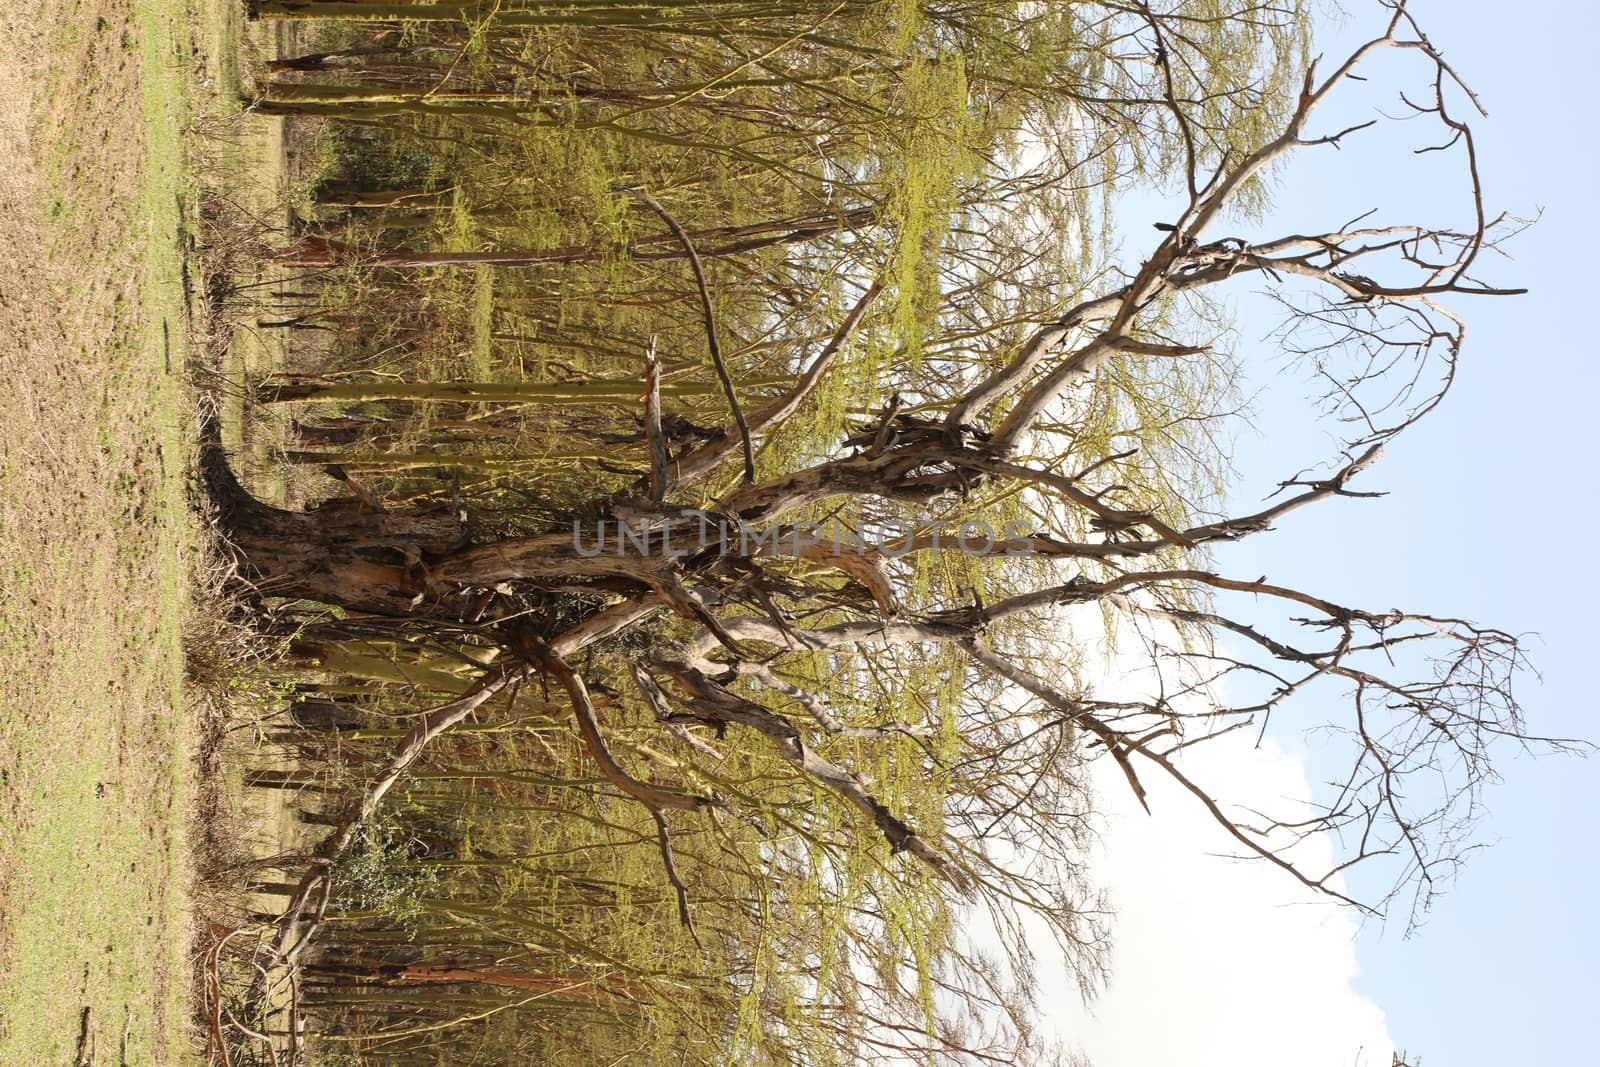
(1037, 726, 1394, 1067)
(957, 610, 1395, 1067)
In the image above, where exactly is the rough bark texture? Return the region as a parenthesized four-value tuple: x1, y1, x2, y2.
(202, 416, 468, 614)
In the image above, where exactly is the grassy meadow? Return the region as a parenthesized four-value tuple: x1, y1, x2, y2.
(0, 0, 242, 1061)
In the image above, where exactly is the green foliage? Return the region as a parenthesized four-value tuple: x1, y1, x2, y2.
(331, 817, 444, 922)
(881, 51, 982, 367)
(245, 2, 1318, 1062)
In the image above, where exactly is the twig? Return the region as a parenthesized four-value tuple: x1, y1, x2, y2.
(642, 336, 669, 502)
(652, 810, 701, 944)
(532, 641, 714, 814)
(631, 661, 725, 759)
(618, 186, 756, 483)
(534, 644, 715, 934)
(667, 278, 882, 488)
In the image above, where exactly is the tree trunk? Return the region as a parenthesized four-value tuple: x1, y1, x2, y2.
(201, 418, 667, 616)
(223, 493, 470, 614)
(261, 377, 735, 405)
(273, 204, 879, 267)
(202, 421, 469, 614)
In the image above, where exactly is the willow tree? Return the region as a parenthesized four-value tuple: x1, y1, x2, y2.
(215, 5, 1563, 1063)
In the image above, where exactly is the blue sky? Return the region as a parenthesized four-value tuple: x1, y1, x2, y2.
(1214, 1, 1600, 1061)
(1037, 4, 1599, 1064)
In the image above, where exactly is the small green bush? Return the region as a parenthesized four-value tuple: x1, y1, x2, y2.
(331, 817, 442, 922)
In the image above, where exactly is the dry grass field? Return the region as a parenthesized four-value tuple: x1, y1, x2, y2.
(0, 0, 236, 1061)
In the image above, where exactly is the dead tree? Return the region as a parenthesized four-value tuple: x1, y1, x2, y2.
(206, 6, 1577, 1030)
